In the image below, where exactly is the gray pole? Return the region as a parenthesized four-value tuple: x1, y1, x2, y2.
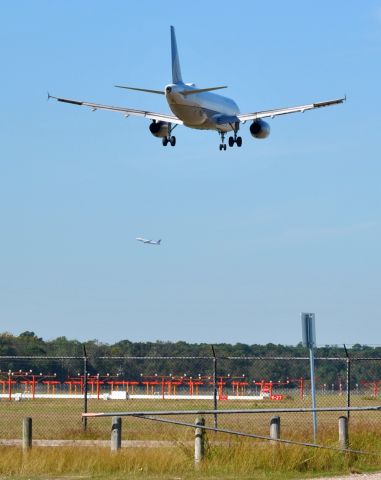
(301, 312, 317, 442)
(22, 417, 32, 451)
(344, 345, 351, 421)
(309, 347, 317, 442)
(111, 416, 122, 451)
(212, 346, 218, 429)
(194, 416, 205, 467)
(270, 416, 280, 444)
(338, 416, 349, 449)
(310, 348, 317, 443)
(346, 358, 351, 420)
(83, 347, 88, 431)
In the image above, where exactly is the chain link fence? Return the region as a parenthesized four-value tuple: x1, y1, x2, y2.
(1, 354, 381, 443)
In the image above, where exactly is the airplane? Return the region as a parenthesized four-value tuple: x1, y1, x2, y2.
(136, 237, 162, 245)
(49, 26, 345, 151)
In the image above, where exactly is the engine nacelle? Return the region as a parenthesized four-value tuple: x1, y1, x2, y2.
(149, 121, 170, 138)
(250, 119, 270, 139)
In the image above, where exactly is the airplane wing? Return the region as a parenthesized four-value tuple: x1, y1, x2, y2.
(237, 97, 345, 123)
(48, 94, 183, 125)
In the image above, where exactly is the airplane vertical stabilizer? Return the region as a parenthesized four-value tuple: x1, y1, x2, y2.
(170, 26, 183, 84)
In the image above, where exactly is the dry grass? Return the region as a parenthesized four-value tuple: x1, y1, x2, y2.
(1, 395, 381, 479)
(1, 429, 381, 480)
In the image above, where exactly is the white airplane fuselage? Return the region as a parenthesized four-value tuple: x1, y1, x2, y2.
(165, 83, 240, 132)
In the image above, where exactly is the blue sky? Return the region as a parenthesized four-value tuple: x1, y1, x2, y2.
(0, 1, 380, 345)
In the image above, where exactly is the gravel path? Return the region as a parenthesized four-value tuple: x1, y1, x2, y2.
(311, 474, 381, 480)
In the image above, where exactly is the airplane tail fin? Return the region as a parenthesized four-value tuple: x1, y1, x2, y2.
(171, 26, 183, 84)
(157, 239, 161, 245)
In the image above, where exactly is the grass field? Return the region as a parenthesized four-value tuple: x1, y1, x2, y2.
(1, 393, 380, 441)
(1, 393, 381, 479)
(1, 438, 381, 480)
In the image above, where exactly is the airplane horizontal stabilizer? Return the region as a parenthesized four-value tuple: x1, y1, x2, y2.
(182, 86, 227, 96)
(115, 85, 164, 95)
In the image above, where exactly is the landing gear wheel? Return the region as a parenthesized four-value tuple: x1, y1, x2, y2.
(162, 137, 168, 146)
(236, 136, 242, 147)
(218, 131, 227, 150)
(228, 136, 235, 147)
(170, 136, 176, 146)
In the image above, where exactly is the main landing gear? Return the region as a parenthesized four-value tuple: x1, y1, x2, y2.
(228, 131, 242, 148)
(162, 124, 177, 147)
(218, 125, 243, 151)
(162, 136, 176, 147)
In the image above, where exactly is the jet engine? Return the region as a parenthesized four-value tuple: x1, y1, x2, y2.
(250, 119, 270, 139)
(149, 121, 170, 138)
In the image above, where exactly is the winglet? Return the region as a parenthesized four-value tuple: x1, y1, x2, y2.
(170, 26, 183, 84)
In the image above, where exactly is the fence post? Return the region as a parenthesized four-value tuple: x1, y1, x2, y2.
(212, 346, 218, 429)
(344, 344, 351, 421)
(83, 346, 88, 431)
(194, 416, 205, 467)
(338, 416, 349, 449)
(270, 416, 280, 444)
(111, 416, 122, 451)
(22, 417, 32, 451)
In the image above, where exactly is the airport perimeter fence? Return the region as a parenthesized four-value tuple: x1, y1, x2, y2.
(1, 354, 381, 443)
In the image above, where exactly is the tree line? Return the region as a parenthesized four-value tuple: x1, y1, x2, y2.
(0, 331, 381, 386)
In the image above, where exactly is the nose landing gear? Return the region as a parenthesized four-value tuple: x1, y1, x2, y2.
(218, 122, 242, 150)
(218, 132, 227, 151)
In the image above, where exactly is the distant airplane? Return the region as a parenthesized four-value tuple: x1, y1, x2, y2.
(49, 26, 345, 151)
(136, 237, 162, 245)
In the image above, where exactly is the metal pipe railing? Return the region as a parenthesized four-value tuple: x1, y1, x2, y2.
(83, 405, 381, 418)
